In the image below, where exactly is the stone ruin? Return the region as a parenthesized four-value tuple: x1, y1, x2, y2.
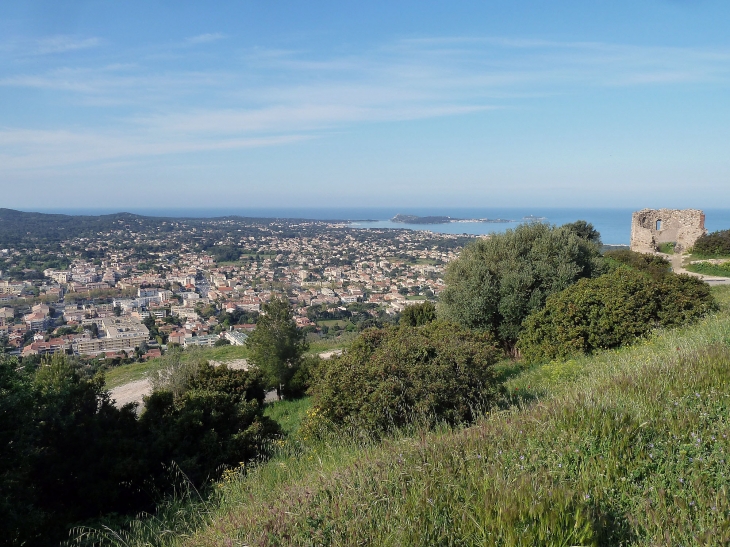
(630, 208, 706, 254)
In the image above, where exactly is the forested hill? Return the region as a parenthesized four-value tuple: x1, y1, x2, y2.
(0, 209, 158, 247)
(0, 209, 279, 248)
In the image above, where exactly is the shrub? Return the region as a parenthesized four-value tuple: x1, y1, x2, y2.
(400, 300, 437, 326)
(692, 229, 730, 256)
(310, 322, 501, 435)
(603, 249, 671, 279)
(141, 362, 278, 485)
(281, 354, 321, 400)
(0, 353, 280, 546)
(518, 268, 717, 363)
(438, 222, 602, 350)
(0, 354, 148, 546)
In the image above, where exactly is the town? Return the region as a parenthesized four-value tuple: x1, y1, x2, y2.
(0, 211, 474, 360)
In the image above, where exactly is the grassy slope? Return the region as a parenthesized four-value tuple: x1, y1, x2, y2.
(92, 286, 730, 546)
(103, 345, 249, 388)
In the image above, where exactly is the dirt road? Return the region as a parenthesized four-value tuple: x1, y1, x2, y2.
(109, 351, 342, 409)
(109, 359, 250, 410)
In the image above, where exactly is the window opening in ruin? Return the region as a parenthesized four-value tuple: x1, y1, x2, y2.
(656, 220, 662, 231)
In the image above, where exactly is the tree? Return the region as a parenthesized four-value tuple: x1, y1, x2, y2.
(400, 301, 437, 326)
(438, 222, 602, 351)
(246, 298, 308, 399)
(562, 220, 602, 245)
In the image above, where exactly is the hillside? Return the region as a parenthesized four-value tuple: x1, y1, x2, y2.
(83, 285, 730, 546)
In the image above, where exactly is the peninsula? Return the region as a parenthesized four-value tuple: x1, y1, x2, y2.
(391, 214, 515, 224)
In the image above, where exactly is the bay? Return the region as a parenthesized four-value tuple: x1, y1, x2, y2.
(33, 207, 730, 246)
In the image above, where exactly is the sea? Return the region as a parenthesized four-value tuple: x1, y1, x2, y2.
(34, 207, 730, 247)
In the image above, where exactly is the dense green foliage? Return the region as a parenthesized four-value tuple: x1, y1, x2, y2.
(692, 228, 730, 256)
(141, 362, 278, 486)
(518, 268, 716, 363)
(246, 298, 308, 398)
(207, 245, 242, 263)
(0, 356, 146, 545)
(562, 219, 602, 245)
(400, 300, 437, 326)
(0, 354, 276, 546)
(603, 248, 671, 279)
(438, 222, 602, 349)
(310, 322, 500, 434)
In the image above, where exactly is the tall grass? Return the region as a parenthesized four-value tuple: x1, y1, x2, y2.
(76, 287, 730, 546)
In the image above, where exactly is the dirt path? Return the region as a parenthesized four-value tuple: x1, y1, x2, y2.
(109, 353, 339, 409)
(110, 379, 151, 409)
(665, 253, 730, 286)
(110, 359, 250, 410)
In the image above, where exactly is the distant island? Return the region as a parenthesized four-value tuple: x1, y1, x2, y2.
(391, 214, 517, 225)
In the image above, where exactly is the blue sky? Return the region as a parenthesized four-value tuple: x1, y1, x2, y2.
(1, 1, 729, 210)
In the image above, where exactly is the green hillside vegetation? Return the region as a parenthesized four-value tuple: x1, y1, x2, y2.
(518, 267, 716, 363)
(310, 321, 501, 435)
(438, 222, 603, 351)
(691, 229, 730, 258)
(0, 354, 277, 547)
(77, 285, 730, 546)
(6, 222, 726, 545)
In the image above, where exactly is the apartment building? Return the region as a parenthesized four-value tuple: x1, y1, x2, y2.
(74, 317, 149, 355)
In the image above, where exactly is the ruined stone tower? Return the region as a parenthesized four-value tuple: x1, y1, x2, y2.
(630, 208, 706, 254)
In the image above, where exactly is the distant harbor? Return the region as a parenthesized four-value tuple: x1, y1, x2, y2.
(390, 213, 545, 225)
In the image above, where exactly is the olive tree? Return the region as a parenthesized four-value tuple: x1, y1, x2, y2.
(438, 222, 602, 351)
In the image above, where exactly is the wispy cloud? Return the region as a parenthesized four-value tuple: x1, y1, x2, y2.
(33, 35, 101, 55)
(186, 32, 225, 44)
(2, 36, 730, 172)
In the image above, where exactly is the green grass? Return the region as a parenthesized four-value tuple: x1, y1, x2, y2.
(406, 295, 428, 300)
(688, 251, 730, 261)
(104, 359, 166, 389)
(103, 345, 249, 389)
(657, 242, 675, 254)
(263, 397, 312, 437)
(686, 260, 730, 278)
(83, 286, 730, 546)
(306, 332, 358, 354)
(315, 319, 351, 328)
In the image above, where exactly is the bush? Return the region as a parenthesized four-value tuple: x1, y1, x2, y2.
(0, 352, 280, 546)
(400, 301, 437, 326)
(281, 354, 321, 400)
(438, 222, 602, 350)
(141, 362, 278, 485)
(603, 249, 670, 279)
(310, 322, 501, 435)
(0, 354, 148, 546)
(518, 268, 717, 363)
(692, 229, 730, 256)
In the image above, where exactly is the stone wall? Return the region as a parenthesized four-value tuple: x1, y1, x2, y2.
(630, 209, 706, 253)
